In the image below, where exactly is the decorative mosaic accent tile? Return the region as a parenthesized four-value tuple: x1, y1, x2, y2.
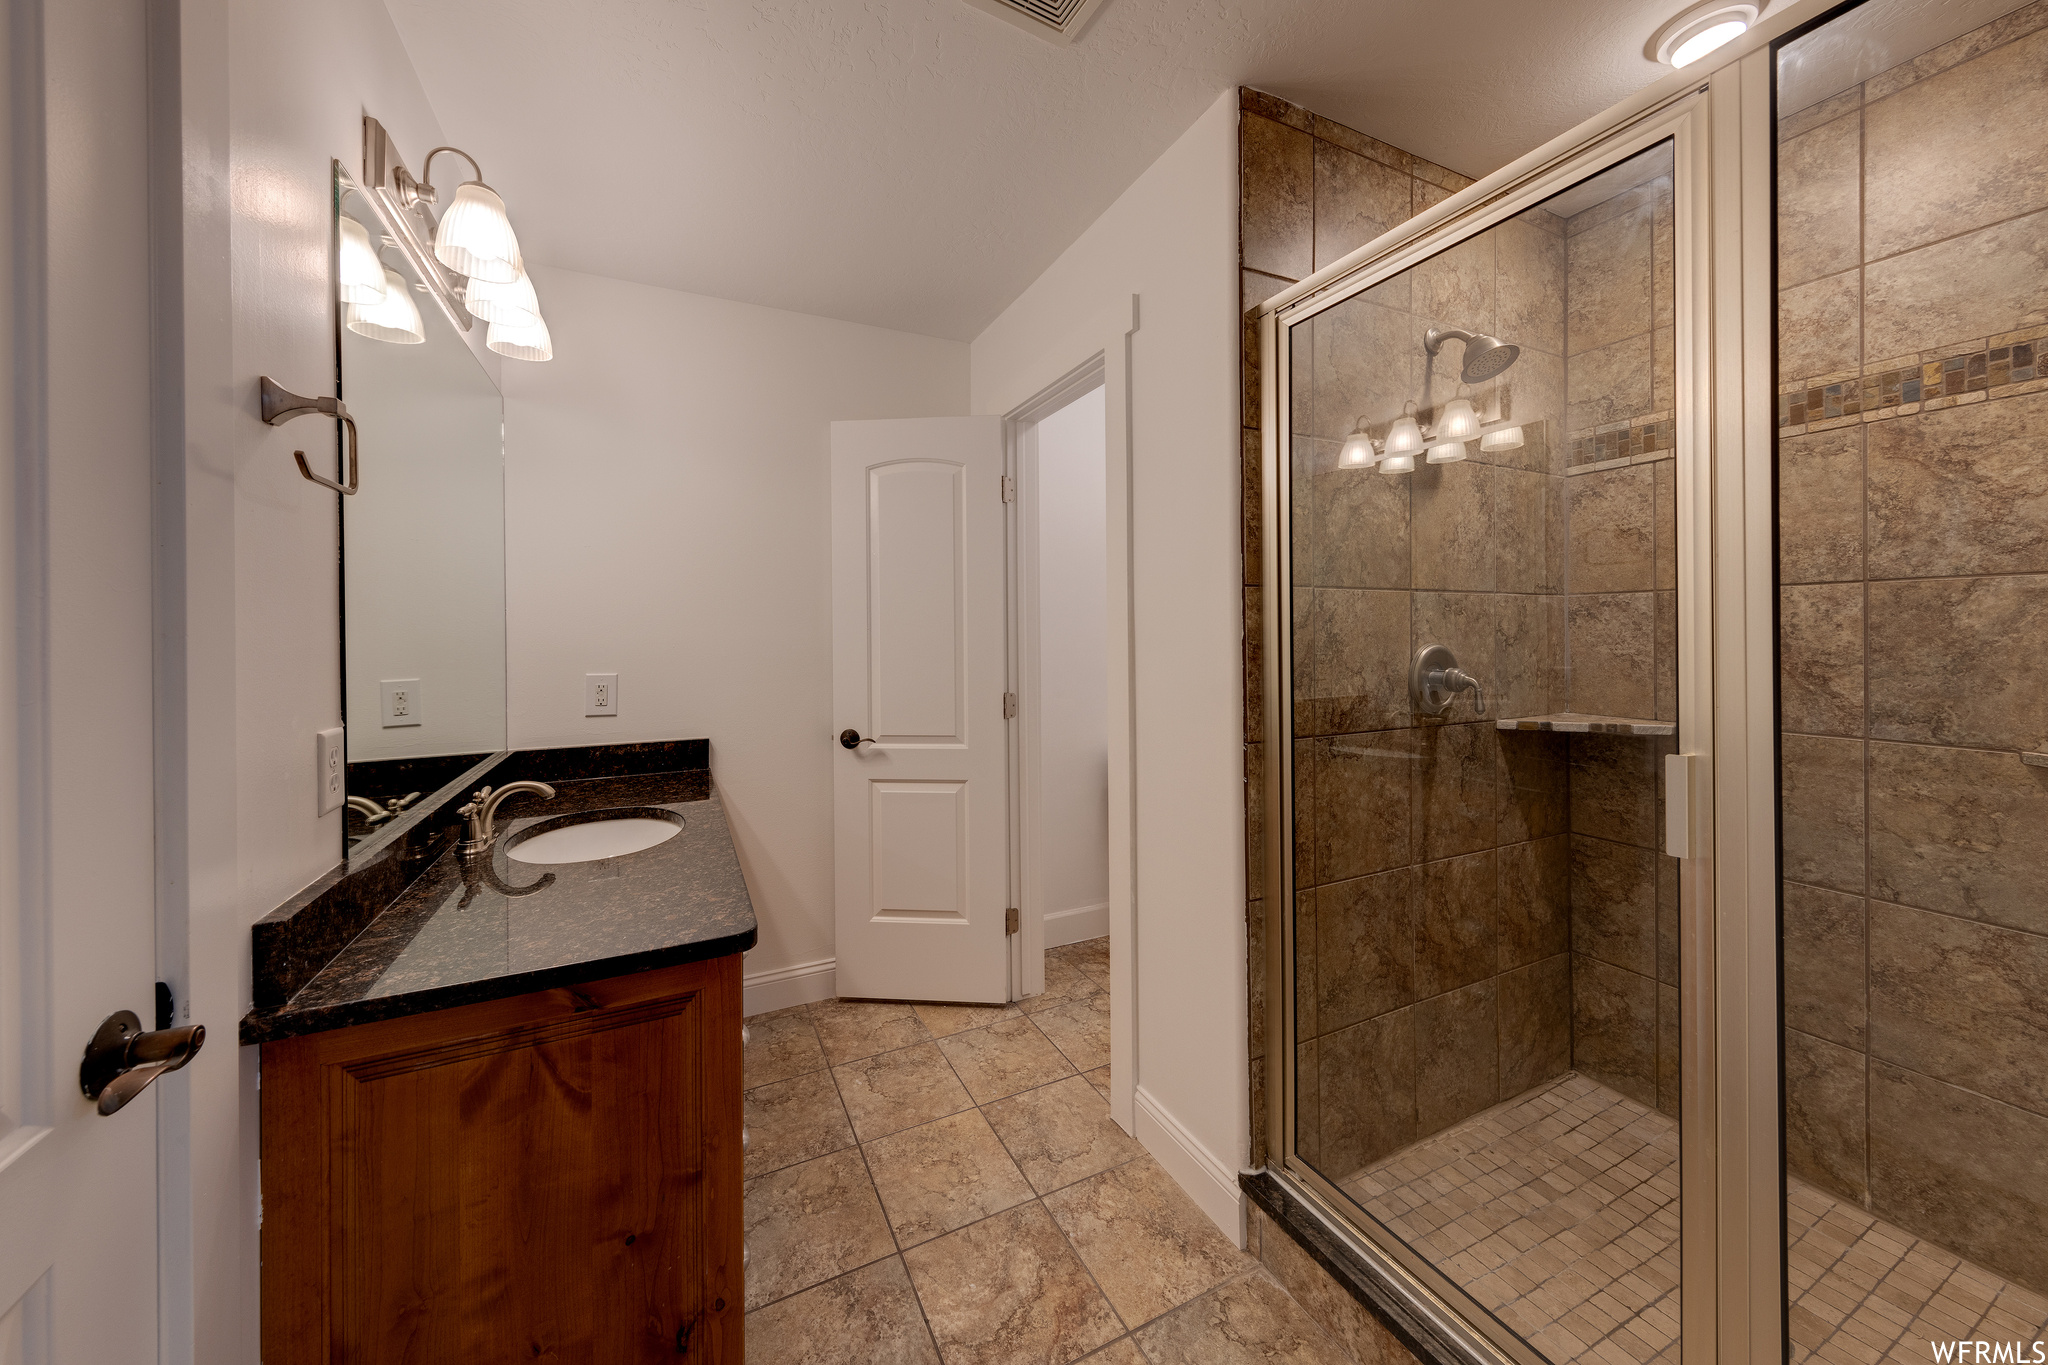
(1778, 341, 2038, 428)
(1568, 417, 1677, 467)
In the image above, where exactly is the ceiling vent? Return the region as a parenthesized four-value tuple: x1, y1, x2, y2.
(958, 0, 1110, 45)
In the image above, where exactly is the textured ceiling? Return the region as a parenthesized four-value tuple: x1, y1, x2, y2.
(385, 0, 1696, 340)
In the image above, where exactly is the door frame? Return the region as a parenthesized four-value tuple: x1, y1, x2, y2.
(1005, 356, 1107, 1002)
(983, 297, 1140, 1132)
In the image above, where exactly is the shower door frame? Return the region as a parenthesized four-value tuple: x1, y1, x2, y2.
(1257, 54, 1788, 1365)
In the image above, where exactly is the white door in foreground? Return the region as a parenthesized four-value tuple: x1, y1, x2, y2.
(0, 0, 166, 1351)
(831, 417, 1010, 1004)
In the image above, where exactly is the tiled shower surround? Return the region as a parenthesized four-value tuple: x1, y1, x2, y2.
(1242, 90, 1683, 1186)
(1239, 87, 1484, 1171)
(1775, 0, 2048, 1300)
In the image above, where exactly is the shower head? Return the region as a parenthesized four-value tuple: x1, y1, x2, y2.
(1460, 335, 1521, 382)
(1424, 326, 1523, 383)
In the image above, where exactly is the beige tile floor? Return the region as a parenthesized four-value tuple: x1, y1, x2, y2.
(742, 938, 1366, 1365)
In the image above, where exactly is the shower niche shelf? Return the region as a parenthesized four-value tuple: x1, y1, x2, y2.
(1496, 712, 1674, 737)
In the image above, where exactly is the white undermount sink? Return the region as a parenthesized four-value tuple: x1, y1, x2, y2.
(506, 812, 683, 865)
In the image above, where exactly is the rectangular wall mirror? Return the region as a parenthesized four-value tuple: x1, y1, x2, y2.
(333, 160, 508, 851)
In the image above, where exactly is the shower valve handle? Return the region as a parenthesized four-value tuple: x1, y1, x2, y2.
(1411, 644, 1488, 718)
(1445, 667, 1488, 718)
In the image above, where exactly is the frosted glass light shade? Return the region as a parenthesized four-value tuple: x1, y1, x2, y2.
(346, 268, 425, 344)
(1384, 414, 1423, 455)
(1480, 425, 1525, 452)
(487, 316, 553, 362)
(464, 267, 541, 327)
(1437, 398, 1478, 440)
(337, 217, 387, 305)
(433, 182, 522, 283)
(1380, 452, 1416, 474)
(1426, 439, 1468, 465)
(1672, 18, 1746, 65)
(1340, 431, 1377, 467)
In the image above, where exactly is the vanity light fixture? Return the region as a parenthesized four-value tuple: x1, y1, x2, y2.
(1380, 451, 1417, 475)
(1426, 439, 1469, 465)
(1384, 408, 1424, 458)
(337, 217, 388, 305)
(1436, 397, 1479, 441)
(1479, 387, 1524, 452)
(1647, 0, 1763, 67)
(1340, 425, 1377, 468)
(464, 268, 541, 328)
(487, 316, 553, 363)
(429, 173, 523, 283)
(357, 118, 553, 357)
(346, 267, 426, 344)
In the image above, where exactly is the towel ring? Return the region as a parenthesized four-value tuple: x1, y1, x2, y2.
(260, 375, 361, 496)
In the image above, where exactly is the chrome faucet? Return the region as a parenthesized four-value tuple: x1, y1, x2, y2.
(456, 781, 556, 857)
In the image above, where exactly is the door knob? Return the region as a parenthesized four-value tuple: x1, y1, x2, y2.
(839, 729, 875, 749)
(80, 1010, 205, 1117)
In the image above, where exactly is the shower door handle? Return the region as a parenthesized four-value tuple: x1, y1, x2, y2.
(1664, 753, 1709, 858)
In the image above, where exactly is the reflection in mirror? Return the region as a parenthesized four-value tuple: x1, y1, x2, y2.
(335, 162, 507, 851)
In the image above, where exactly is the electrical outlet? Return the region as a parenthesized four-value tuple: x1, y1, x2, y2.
(380, 678, 422, 728)
(585, 672, 618, 717)
(316, 727, 345, 815)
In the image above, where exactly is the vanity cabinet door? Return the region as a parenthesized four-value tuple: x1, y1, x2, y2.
(261, 955, 743, 1363)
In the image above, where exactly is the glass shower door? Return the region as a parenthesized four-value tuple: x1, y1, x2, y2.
(1272, 133, 1694, 1365)
(1774, 1, 2048, 1358)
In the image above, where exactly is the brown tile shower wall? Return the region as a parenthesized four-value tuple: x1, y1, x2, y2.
(1557, 180, 1682, 1115)
(1562, 179, 1679, 725)
(1241, 87, 1478, 1168)
(1774, 4, 2048, 1297)
(1238, 89, 1583, 1179)
(1563, 736, 1678, 1116)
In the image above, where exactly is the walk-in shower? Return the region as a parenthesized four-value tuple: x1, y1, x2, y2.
(1256, 1, 2046, 1359)
(1273, 135, 1686, 1363)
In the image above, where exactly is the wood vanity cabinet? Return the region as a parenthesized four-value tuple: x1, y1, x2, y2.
(259, 953, 744, 1363)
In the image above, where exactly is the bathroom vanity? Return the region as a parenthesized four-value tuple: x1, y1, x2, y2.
(242, 744, 754, 1363)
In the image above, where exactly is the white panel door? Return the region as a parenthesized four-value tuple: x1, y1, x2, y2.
(0, 0, 165, 1357)
(832, 418, 1010, 1003)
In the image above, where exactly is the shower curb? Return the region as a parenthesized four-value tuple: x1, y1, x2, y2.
(1240, 1169, 1491, 1365)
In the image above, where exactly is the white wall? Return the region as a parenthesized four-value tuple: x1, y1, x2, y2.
(970, 91, 1247, 1236)
(165, 0, 481, 1358)
(1034, 386, 1110, 932)
(500, 268, 969, 986)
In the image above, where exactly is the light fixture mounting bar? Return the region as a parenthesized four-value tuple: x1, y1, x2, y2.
(358, 119, 471, 333)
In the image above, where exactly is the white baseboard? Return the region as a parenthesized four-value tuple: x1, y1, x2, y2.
(1133, 1085, 1247, 1248)
(742, 956, 836, 1017)
(1044, 901, 1110, 948)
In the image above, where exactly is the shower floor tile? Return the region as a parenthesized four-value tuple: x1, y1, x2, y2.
(1337, 1073, 1682, 1364)
(1786, 1177, 2048, 1365)
(1328, 1071, 2048, 1365)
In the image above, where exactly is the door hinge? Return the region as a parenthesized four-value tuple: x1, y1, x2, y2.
(1002, 691, 1018, 719)
(1005, 906, 1019, 935)
(1001, 474, 1015, 503)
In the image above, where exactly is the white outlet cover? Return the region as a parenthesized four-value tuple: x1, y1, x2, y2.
(380, 678, 422, 728)
(316, 727, 345, 816)
(585, 672, 618, 717)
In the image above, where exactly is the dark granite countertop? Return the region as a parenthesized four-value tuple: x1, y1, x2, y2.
(241, 767, 756, 1044)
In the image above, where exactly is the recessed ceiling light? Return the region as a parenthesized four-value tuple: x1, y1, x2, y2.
(1647, 0, 1764, 68)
